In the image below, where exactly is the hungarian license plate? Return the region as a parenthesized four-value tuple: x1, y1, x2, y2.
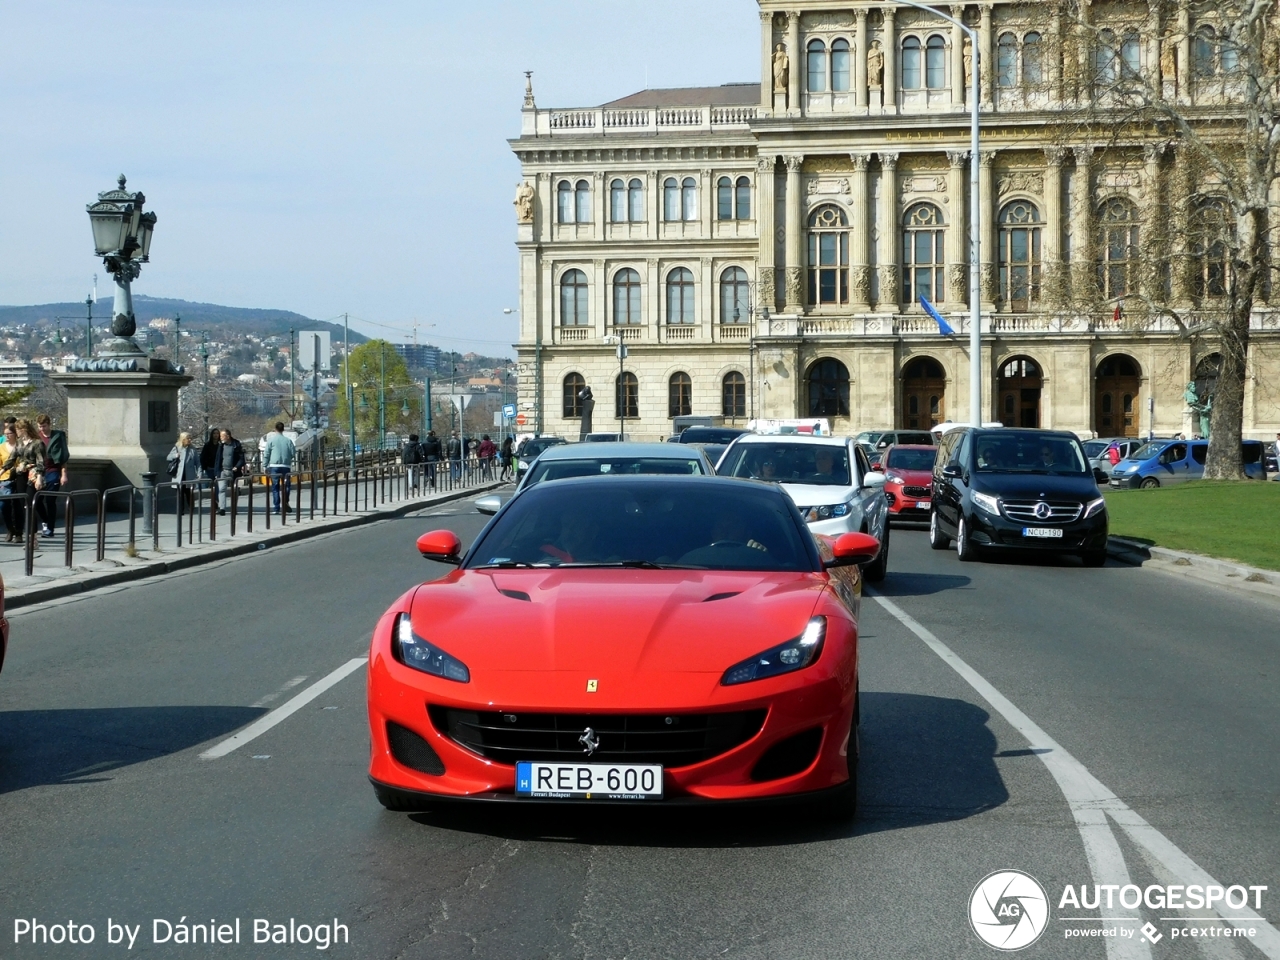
(516, 761, 663, 800)
(914, 501, 929, 510)
(1022, 527, 1063, 539)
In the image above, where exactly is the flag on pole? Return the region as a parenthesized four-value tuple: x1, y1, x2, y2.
(1113, 300, 1123, 323)
(920, 295, 955, 335)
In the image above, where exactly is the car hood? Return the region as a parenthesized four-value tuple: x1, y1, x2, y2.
(407, 569, 828, 682)
(778, 482, 856, 507)
(970, 472, 1101, 500)
(886, 469, 931, 485)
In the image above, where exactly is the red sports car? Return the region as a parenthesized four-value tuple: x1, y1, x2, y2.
(881, 444, 938, 521)
(367, 475, 879, 817)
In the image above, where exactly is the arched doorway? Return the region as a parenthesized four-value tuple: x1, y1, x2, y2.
(1095, 354, 1141, 437)
(901, 357, 946, 429)
(998, 356, 1042, 428)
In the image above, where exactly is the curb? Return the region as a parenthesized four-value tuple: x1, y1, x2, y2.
(1106, 534, 1280, 599)
(4, 482, 503, 610)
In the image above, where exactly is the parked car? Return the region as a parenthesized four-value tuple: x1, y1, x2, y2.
(1083, 437, 1146, 478)
(1109, 438, 1267, 488)
(716, 433, 890, 581)
(583, 433, 631, 443)
(930, 427, 1110, 566)
(880, 444, 937, 522)
(514, 436, 568, 480)
(369, 475, 879, 818)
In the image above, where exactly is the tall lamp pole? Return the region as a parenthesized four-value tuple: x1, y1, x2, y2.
(199, 335, 210, 432)
(379, 341, 386, 450)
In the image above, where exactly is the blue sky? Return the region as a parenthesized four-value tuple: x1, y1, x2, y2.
(0, 1, 758, 354)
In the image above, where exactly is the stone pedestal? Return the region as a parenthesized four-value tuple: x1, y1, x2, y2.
(51, 359, 193, 489)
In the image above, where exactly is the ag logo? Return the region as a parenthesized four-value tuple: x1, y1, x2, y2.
(969, 870, 1050, 951)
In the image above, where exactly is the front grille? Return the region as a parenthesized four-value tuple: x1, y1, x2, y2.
(387, 721, 446, 775)
(1000, 499, 1083, 524)
(903, 485, 930, 498)
(429, 707, 766, 768)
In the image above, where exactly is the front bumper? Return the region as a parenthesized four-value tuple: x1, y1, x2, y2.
(967, 506, 1109, 552)
(885, 488, 930, 520)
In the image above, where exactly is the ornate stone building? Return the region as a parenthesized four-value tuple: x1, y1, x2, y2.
(509, 1, 1280, 441)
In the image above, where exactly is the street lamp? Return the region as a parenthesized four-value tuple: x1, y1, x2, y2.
(86, 174, 157, 356)
(734, 281, 771, 422)
(199, 336, 210, 432)
(603, 335, 628, 438)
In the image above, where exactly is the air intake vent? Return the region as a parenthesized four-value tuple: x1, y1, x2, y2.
(387, 721, 445, 775)
(703, 592, 740, 603)
(750, 727, 823, 781)
(499, 589, 532, 602)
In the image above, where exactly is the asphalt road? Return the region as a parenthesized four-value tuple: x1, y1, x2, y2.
(1, 497, 1277, 959)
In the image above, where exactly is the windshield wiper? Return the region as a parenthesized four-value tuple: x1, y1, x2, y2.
(473, 560, 540, 569)
(558, 560, 688, 569)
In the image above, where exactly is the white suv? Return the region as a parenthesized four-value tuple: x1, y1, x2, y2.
(716, 434, 891, 581)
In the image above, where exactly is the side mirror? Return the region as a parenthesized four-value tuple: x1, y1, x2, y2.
(1093, 468, 1110, 485)
(417, 530, 462, 565)
(941, 463, 962, 479)
(862, 470, 887, 489)
(826, 531, 880, 568)
(475, 494, 503, 516)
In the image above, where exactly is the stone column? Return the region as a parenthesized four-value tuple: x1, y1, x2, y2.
(1142, 143, 1165, 303)
(979, 150, 997, 306)
(1049, 6, 1064, 101)
(647, 169, 660, 237)
(784, 154, 806, 312)
(855, 9, 869, 108)
(700, 167, 713, 229)
(761, 10, 776, 111)
(950, 7, 966, 108)
(1170, 144, 1193, 305)
(1070, 145, 1095, 300)
(1177, 0, 1191, 103)
(979, 3, 994, 106)
(1043, 147, 1065, 304)
(883, 8, 898, 113)
(877, 152, 900, 312)
(850, 153, 872, 309)
(757, 155, 779, 311)
(787, 11, 802, 115)
(947, 150, 969, 304)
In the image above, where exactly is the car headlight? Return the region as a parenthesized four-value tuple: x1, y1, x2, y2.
(721, 617, 826, 686)
(1084, 496, 1107, 518)
(804, 502, 852, 522)
(517, 459, 530, 470)
(394, 613, 470, 682)
(971, 491, 1001, 517)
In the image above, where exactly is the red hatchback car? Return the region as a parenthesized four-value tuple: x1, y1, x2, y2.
(367, 476, 879, 818)
(881, 444, 938, 521)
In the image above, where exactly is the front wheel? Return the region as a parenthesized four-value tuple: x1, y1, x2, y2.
(862, 523, 890, 583)
(956, 516, 980, 562)
(1139, 477, 1160, 489)
(929, 509, 949, 550)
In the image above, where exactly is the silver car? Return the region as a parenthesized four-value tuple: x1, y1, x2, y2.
(1083, 437, 1145, 478)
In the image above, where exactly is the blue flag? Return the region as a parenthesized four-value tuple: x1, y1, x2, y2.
(920, 295, 954, 335)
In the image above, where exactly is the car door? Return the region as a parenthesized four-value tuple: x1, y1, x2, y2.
(852, 442, 887, 540)
(1158, 442, 1190, 484)
(1187, 442, 1208, 481)
(933, 432, 965, 533)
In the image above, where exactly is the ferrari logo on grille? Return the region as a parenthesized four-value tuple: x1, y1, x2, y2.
(579, 727, 600, 756)
(586, 679, 598, 692)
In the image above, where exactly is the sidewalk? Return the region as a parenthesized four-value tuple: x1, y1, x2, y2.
(1, 474, 505, 610)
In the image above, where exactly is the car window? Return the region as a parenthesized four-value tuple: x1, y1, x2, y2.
(898, 432, 935, 446)
(468, 481, 816, 572)
(885, 448, 937, 471)
(854, 445, 871, 478)
(972, 435, 1088, 473)
(1242, 442, 1261, 465)
(1190, 445, 1208, 465)
(719, 443, 852, 486)
(1131, 441, 1166, 461)
(954, 432, 971, 468)
(1083, 440, 1109, 458)
(525, 457, 705, 486)
(854, 432, 884, 446)
(1160, 443, 1187, 464)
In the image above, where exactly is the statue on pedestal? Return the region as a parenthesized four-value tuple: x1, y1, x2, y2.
(514, 181, 535, 224)
(578, 386, 595, 440)
(773, 44, 790, 95)
(868, 41, 885, 89)
(1185, 381, 1212, 438)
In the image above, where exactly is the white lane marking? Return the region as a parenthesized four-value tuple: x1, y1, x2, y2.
(250, 675, 308, 709)
(871, 593, 1280, 960)
(200, 658, 366, 759)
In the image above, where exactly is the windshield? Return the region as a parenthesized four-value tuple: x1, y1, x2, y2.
(468, 480, 815, 572)
(885, 448, 936, 472)
(679, 427, 745, 444)
(972, 435, 1089, 474)
(1082, 440, 1110, 458)
(524, 457, 705, 487)
(718, 443, 852, 486)
(518, 438, 565, 459)
(1130, 441, 1167, 461)
(854, 432, 884, 446)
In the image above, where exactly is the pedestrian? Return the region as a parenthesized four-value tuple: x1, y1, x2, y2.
(447, 430, 462, 483)
(478, 434, 496, 479)
(498, 435, 514, 482)
(1106, 441, 1121, 467)
(0, 417, 18, 542)
(403, 433, 423, 494)
(422, 429, 442, 490)
(214, 428, 247, 517)
(1272, 432, 1280, 481)
(34, 414, 69, 538)
(166, 431, 202, 513)
(261, 421, 295, 514)
(201, 426, 221, 506)
(3, 419, 45, 542)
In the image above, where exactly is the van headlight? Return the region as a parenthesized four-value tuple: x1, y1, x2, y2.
(1084, 496, 1107, 518)
(971, 491, 1001, 517)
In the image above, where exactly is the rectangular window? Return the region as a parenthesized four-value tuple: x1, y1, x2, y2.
(148, 400, 171, 434)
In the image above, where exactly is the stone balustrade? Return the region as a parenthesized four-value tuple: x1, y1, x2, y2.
(531, 104, 757, 138)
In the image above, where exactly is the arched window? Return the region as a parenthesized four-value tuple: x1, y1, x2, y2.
(1120, 31, 1141, 78)
(903, 357, 946, 429)
(926, 35, 947, 88)
(574, 180, 591, 223)
(1096, 29, 1119, 83)
(668, 373, 692, 418)
(666, 267, 696, 324)
(832, 39, 851, 91)
(682, 177, 698, 221)
(807, 358, 850, 418)
(613, 268, 642, 325)
(807, 204, 850, 305)
(720, 266, 750, 324)
(717, 177, 733, 220)
(1194, 353, 1221, 402)
(559, 269, 589, 326)
(998, 33, 1018, 87)
(902, 36, 923, 89)
(722, 372, 746, 418)
(615, 372, 639, 419)
(1098, 197, 1139, 299)
(610, 179, 626, 223)
(807, 39, 827, 92)
(663, 178, 680, 221)
(1221, 33, 1240, 72)
(735, 176, 752, 219)
(902, 203, 945, 305)
(563, 373, 586, 418)
(557, 181, 573, 223)
(998, 201, 1042, 311)
(628, 179, 644, 222)
(1023, 32, 1043, 84)
(1193, 26, 1217, 77)
(1191, 197, 1232, 299)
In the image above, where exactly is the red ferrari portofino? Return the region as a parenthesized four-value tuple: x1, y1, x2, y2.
(367, 476, 878, 817)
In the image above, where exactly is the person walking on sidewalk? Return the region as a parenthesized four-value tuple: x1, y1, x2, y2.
(4, 420, 45, 543)
(0, 418, 18, 542)
(447, 431, 462, 483)
(262, 422, 295, 514)
(166, 431, 203, 514)
(403, 433, 423, 494)
(478, 435, 496, 479)
(34, 414, 69, 538)
(215, 429, 247, 517)
(498, 435, 513, 482)
(201, 426, 221, 507)
(422, 430, 442, 490)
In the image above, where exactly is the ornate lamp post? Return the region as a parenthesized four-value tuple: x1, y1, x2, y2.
(86, 175, 156, 357)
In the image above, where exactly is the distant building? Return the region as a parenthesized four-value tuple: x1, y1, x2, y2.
(395, 343, 440, 372)
(0, 362, 44, 388)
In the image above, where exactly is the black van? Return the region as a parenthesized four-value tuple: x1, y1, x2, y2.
(930, 427, 1110, 566)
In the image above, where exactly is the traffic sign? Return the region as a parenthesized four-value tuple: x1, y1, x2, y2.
(502, 403, 517, 418)
(516, 413, 528, 426)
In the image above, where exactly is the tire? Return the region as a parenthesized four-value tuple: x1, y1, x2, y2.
(1081, 550, 1107, 568)
(818, 694, 859, 822)
(1139, 477, 1160, 489)
(928, 509, 950, 550)
(956, 516, 979, 562)
(862, 523, 890, 583)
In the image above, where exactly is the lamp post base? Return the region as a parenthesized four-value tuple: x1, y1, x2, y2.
(97, 335, 146, 357)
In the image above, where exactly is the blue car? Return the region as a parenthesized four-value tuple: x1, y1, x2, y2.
(1109, 438, 1266, 488)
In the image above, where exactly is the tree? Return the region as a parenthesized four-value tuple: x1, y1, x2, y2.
(0, 386, 36, 412)
(334, 339, 423, 447)
(1031, 0, 1280, 478)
